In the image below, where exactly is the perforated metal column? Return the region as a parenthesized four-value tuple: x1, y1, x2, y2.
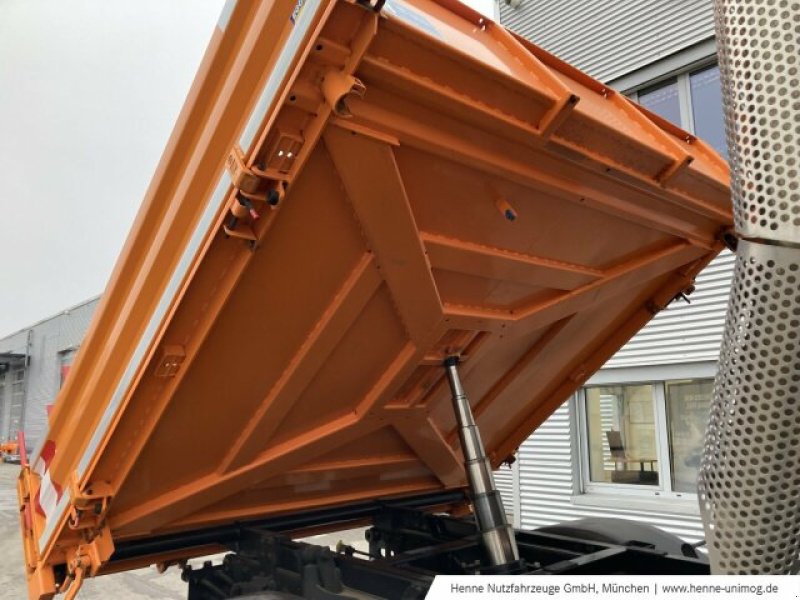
(699, 0, 800, 574)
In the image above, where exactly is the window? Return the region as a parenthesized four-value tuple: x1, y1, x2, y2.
(689, 66, 727, 159)
(579, 378, 713, 499)
(585, 385, 659, 486)
(666, 379, 713, 494)
(630, 63, 728, 160)
(639, 80, 681, 125)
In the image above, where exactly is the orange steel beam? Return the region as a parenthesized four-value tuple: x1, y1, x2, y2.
(354, 342, 427, 417)
(440, 317, 572, 449)
(492, 250, 719, 464)
(112, 396, 462, 537)
(505, 30, 729, 199)
(631, 101, 730, 182)
(288, 454, 418, 475)
(421, 232, 603, 291)
(352, 50, 727, 224)
(374, 16, 555, 116)
(485, 23, 578, 138)
(169, 478, 445, 533)
(392, 412, 464, 487)
(473, 316, 573, 421)
(112, 337, 454, 536)
(398, 330, 497, 411)
(357, 57, 544, 147)
(603, 88, 694, 184)
(349, 98, 720, 247)
(220, 254, 382, 472)
(111, 413, 373, 535)
(323, 126, 444, 344)
(443, 241, 704, 334)
(513, 242, 703, 325)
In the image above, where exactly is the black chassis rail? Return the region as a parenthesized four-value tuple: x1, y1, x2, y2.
(122, 497, 709, 600)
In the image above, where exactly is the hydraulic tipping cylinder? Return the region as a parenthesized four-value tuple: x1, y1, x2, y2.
(443, 357, 519, 568)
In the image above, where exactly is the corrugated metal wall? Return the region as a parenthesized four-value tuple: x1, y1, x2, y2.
(498, 0, 715, 82)
(494, 464, 515, 522)
(0, 374, 6, 443)
(0, 297, 99, 448)
(606, 251, 734, 368)
(0, 330, 29, 442)
(517, 404, 573, 529)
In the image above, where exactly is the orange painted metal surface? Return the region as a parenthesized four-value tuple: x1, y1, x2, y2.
(17, 0, 731, 596)
(1, 441, 19, 458)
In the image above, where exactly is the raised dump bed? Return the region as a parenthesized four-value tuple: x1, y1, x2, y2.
(17, 0, 730, 597)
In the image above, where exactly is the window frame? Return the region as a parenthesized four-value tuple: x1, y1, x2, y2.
(626, 57, 719, 137)
(577, 378, 713, 502)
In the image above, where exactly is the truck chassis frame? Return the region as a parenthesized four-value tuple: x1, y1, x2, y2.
(109, 493, 707, 599)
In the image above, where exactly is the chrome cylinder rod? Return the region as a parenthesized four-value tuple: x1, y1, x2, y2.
(443, 357, 519, 567)
(699, 0, 800, 574)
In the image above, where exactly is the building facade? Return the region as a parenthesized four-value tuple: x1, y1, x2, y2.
(0, 297, 99, 450)
(493, 0, 731, 543)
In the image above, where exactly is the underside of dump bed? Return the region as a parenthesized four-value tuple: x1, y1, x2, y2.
(18, 0, 730, 595)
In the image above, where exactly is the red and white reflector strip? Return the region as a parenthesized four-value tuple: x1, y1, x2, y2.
(32, 440, 63, 522)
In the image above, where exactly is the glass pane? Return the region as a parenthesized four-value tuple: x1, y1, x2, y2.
(690, 65, 728, 160)
(585, 385, 659, 486)
(638, 79, 681, 125)
(666, 379, 713, 493)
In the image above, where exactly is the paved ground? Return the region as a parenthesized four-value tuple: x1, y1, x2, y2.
(0, 463, 366, 599)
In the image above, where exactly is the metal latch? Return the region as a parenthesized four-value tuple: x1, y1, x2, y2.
(223, 146, 283, 243)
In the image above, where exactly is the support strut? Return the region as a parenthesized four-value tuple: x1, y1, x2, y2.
(443, 356, 519, 568)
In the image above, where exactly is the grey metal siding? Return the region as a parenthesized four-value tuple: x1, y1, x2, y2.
(518, 402, 705, 544)
(499, 0, 715, 82)
(0, 330, 29, 443)
(0, 297, 99, 448)
(517, 403, 573, 529)
(494, 464, 515, 523)
(0, 374, 6, 444)
(605, 251, 734, 368)
(8, 367, 26, 442)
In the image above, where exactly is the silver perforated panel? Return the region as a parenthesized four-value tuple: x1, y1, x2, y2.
(715, 0, 800, 242)
(702, 0, 800, 574)
(699, 242, 800, 573)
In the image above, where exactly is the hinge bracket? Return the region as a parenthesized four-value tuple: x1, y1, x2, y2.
(67, 474, 113, 533)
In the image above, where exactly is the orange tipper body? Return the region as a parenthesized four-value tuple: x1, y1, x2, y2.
(17, 0, 731, 597)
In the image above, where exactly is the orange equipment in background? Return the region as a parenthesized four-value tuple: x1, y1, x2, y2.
(17, 0, 730, 597)
(1, 441, 19, 459)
